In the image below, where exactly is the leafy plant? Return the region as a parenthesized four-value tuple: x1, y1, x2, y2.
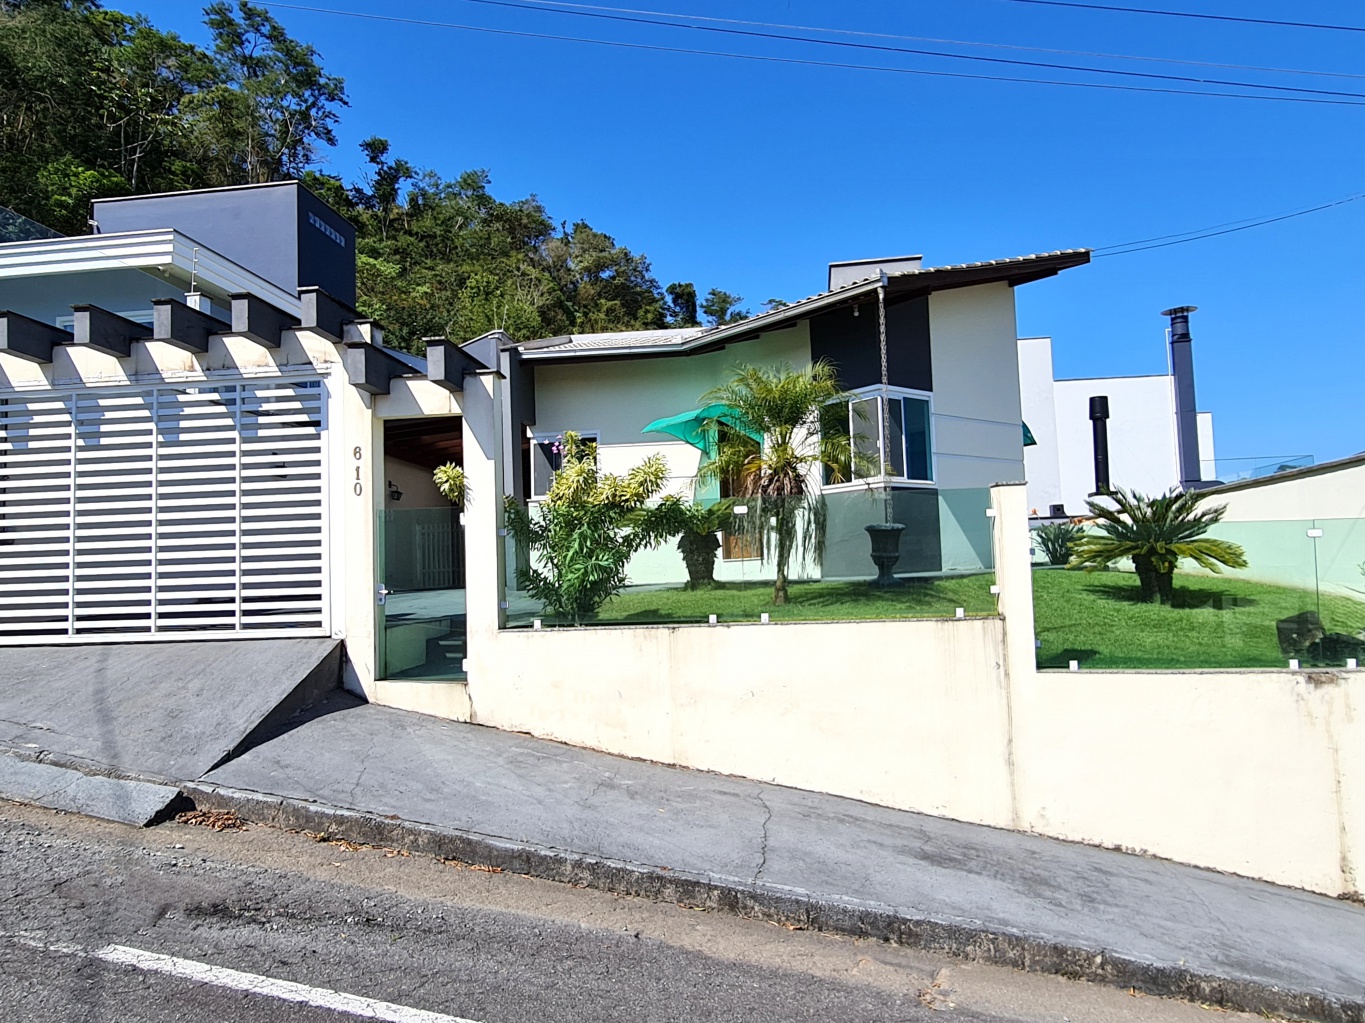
(432, 462, 466, 507)
(699, 361, 858, 605)
(1068, 487, 1248, 605)
(666, 500, 736, 590)
(1035, 521, 1083, 566)
(505, 431, 679, 623)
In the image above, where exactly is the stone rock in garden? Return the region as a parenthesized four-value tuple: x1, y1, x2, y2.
(1318, 632, 1365, 664)
(1276, 611, 1324, 657)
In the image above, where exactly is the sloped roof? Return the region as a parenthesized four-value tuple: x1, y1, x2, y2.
(517, 249, 1090, 361)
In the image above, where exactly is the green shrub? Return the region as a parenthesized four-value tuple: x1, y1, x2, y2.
(1035, 522, 1083, 566)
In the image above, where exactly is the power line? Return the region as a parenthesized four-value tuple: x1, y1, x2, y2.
(258, 2, 1365, 106)
(996, 0, 1365, 34)
(1095, 189, 1365, 256)
(521, 0, 1365, 81)
(413, 0, 1365, 100)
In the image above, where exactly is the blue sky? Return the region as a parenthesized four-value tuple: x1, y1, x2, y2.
(129, 0, 1365, 466)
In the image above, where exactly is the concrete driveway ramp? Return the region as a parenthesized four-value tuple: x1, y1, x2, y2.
(0, 638, 341, 788)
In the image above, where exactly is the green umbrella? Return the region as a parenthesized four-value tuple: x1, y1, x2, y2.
(1023, 421, 1037, 447)
(641, 403, 761, 456)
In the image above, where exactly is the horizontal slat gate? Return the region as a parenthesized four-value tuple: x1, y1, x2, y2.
(0, 378, 328, 639)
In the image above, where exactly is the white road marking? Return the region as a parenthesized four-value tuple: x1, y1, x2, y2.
(13, 933, 482, 1023)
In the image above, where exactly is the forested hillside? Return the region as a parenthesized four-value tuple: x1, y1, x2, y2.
(0, 0, 751, 350)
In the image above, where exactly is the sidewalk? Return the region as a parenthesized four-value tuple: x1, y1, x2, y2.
(188, 693, 1365, 1023)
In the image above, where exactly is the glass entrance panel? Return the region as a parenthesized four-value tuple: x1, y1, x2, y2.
(376, 506, 466, 680)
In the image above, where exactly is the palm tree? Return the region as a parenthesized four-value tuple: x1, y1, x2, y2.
(699, 361, 857, 605)
(1068, 487, 1248, 605)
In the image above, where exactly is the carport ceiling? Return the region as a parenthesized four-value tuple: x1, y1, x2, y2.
(385, 417, 462, 468)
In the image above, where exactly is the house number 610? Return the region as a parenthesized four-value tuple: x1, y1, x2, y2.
(353, 445, 364, 496)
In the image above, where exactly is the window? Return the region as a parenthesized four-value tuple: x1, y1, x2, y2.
(530, 431, 598, 498)
(824, 389, 933, 486)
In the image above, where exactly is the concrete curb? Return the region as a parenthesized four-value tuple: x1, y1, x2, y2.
(181, 781, 1362, 1023)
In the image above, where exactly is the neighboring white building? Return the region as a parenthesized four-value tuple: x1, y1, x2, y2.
(1018, 327, 1215, 518)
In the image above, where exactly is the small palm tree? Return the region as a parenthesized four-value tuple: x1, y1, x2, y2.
(666, 499, 737, 590)
(1068, 487, 1248, 605)
(699, 361, 857, 605)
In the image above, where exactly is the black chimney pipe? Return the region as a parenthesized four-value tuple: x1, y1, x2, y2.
(1162, 305, 1202, 489)
(1089, 395, 1110, 496)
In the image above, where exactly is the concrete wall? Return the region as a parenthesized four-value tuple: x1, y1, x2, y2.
(1010, 668, 1361, 896)
(470, 616, 1017, 829)
(1211, 459, 1365, 522)
(929, 284, 1025, 490)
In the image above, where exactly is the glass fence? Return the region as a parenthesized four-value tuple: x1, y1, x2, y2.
(1031, 516, 1365, 670)
(377, 506, 466, 681)
(502, 487, 997, 629)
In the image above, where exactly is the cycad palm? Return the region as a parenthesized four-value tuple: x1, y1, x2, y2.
(1068, 487, 1247, 605)
(699, 361, 856, 604)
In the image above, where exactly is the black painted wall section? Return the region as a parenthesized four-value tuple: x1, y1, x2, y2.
(809, 295, 932, 392)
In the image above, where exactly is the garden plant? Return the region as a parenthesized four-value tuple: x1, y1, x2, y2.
(1067, 487, 1248, 605)
(505, 431, 679, 623)
(1035, 521, 1083, 566)
(699, 361, 858, 605)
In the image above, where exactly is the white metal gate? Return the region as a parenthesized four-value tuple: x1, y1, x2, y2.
(0, 377, 329, 640)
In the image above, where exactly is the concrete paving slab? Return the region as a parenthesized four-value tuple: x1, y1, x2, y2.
(199, 696, 1365, 1023)
(0, 638, 340, 782)
(0, 752, 180, 826)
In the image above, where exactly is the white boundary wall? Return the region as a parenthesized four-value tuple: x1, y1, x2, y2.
(368, 367, 1363, 899)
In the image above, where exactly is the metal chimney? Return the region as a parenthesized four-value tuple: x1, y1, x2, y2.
(1162, 305, 1202, 489)
(1089, 395, 1111, 496)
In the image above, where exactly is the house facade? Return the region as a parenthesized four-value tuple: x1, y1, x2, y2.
(0, 181, 1088, 702)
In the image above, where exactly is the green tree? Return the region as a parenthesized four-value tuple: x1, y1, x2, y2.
(193, 0, 347, 184)
(1068, 487, 1248, 605)
(506, 432, 680, 623)
(665, 281, 699, 327)
(761, 297, 789, 312)
(701, 288, 748, 326)
(699, 362, 856, 605)
(546, 221, 666, 333)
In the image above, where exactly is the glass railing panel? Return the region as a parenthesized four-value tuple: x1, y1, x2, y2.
(501, 487, 997, 629)
(1033, 514, 1365, 670)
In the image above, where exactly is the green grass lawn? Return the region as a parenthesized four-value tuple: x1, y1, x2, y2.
(511, 565, 1365, 671)
(519, 574, 999, 627)
(1033, 567, 1365, 670)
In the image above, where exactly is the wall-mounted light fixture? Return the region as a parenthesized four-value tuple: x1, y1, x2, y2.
(387, 480, 403, 502)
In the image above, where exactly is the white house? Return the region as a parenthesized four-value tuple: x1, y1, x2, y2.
(1017, 309, 1216, 518)
(0, 181, 1088, 695)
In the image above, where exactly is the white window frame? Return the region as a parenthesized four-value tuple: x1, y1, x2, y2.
(823, 385, 935, 492)
(528, 429, 600, 500)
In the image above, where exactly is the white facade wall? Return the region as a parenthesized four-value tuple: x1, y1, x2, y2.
(1054, 374, 1178, 513)
(928, 283, 1026, 490)
(1017, 337, 1062, 514)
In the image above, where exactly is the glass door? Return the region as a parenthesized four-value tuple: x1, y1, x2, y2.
(375, 506, 467, 680)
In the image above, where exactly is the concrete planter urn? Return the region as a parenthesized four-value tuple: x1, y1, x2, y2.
(865, 523, 906, 588)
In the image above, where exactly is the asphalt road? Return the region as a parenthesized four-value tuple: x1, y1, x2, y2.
(0, 801, 1272, 1023)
